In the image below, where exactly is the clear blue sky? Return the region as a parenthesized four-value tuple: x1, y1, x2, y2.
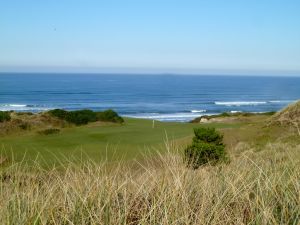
(1, 0, 300, 75)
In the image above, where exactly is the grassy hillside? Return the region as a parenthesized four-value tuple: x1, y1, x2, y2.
(0, 103, 299, 224)
(269, 100, 300, 136)
(0, 117, 217, 164)
(1, 111, 299, 165)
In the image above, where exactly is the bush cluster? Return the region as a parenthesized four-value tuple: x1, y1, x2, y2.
(66, 110, 97, 125)
(48, 109, 124, 125)
(48, 109, 68, 120)
(0, 111, 11, 122)
(96, 110, 124, 123)
(184, 127, 227, 169)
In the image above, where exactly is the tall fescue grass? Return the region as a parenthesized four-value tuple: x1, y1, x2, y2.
(0, 142, 299, 225)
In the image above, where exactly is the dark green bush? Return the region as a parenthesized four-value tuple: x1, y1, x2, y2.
(0, 111, 11, 122)
(48, 109, 68, 119)
(49, 109, 97, 125)
(192, 127, 223, 145)
(96, 109, 124, 123)
(65, 110, 97, 125)
(38, 128, 60, 135)
(184, 127, 227, 169)
(49, 109, 123, 125)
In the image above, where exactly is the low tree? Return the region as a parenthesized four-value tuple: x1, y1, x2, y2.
(184, 127, 227, 169)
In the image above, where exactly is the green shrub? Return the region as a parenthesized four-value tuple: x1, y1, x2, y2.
(192, 127, 224, 145)
(97, 109, 124, 123)
(185, 143, 226, 168)
(48, 109, 123, 125)
(48, 109, 68, 119)
(49, 109, 97, 125)
(38, 128, 60, 135)
(184, 127, 227, 169)
(0, 111, 11, 122)
(65, 109, 97, 125)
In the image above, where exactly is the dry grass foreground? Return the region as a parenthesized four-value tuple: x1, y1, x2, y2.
(0, 142, 299, 225)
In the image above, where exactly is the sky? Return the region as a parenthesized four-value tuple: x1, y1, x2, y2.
(1, 0, 300, 75)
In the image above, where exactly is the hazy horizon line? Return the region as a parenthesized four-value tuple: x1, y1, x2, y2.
(1, 71, 300, 78)
(1, 66, 300, 77)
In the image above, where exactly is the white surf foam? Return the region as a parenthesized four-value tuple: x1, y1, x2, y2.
(0, 104, 52, 111)
(215, 101, 267, 106)
(9, 104, 27, 107)
(268, 100, 295, 103)
(128, 113, 200, 119)
(191, 109, 206, 113)
(126, 112, 214, 122)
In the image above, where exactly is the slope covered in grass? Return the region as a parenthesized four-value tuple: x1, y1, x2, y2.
(0, 103, 299, 224)
(270, 100, 300, 124)
(1, 118, 221, 164)
(0, 142, 299, 224)
(1, 108, 298, 165)
(269, 100, 300, 135)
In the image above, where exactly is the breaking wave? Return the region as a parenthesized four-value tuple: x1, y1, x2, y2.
(215, 101, 267, 106)
(191, 109, 206, 113)
(0, 104, 52, 111)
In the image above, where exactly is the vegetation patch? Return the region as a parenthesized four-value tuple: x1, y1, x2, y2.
(184, 127, 227, 169)
(66, 110, 97, 125)
(48, 109, 124, 125)
(0, 111, 11, 122)
(96, 109, 124, 123)
(48, 109, 69, 120)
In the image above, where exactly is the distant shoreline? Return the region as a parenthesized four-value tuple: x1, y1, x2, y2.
(0, 108, 277, 124)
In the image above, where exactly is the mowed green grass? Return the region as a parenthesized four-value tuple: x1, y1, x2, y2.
(0, 118, 242, 165)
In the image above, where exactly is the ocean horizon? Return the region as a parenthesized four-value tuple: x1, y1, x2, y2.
(1, 73, 300, 122)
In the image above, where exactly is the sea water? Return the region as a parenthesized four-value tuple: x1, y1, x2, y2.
(1, 73, 300, 122)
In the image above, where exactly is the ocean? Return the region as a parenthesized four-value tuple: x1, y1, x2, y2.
(0, 73, 300, 122)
